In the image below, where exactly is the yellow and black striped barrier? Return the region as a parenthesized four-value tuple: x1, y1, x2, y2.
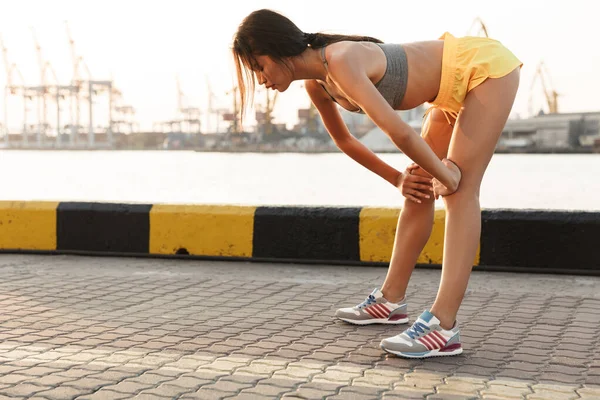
(1, 201, 598, 274)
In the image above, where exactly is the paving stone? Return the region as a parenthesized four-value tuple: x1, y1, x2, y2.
(240, 383, 291, 397)
(224, 393, 271, 400)
(531, 383, 581, 393)
(353, 369, 403, 388)
(426, 394, 476, 400)
(495, 369, 538, 381)
(77, 389, 131, 400)
(54, 368, 96, 379)
(382, 387, 435, 399)
(578, 386, 600, 399)
(435, 376, 486, 395)
(500, 361, 542, 372)
(0, 383, 51, 397)
(202, 379, 255, 393)
(162, 355, 214, 371)
(327, 392, 379, 400)
(236, 360, 287, 376)
(527, 392, 580, 400)
(272, 363, 324, 381)
(0, 364, 27, 375)
(312, 365, 365, 384)
(138, 383, 193, 398)
(62, 376, 113, 391)
(335, 385, 384, 398)
(537, 372, 585, 385)
(481, 379, 533, 398)
(543, 364, 587, 376)
(36, 386, 91, 399)
(4, 255, 600, 399)
(255, 377, 300, 388)
(162, 374, 212, 389)
(124, 372, 171, 386)
(413, 362, 458, 374)
(198, 358, 251, 373)
(0, 373, 30, 385)
(103, 380, 155, 394)
(87, 369, 140, 382)
(16, 365, 63, 376)
(283, 381, 342, 398)
(130, 394, 169, 400)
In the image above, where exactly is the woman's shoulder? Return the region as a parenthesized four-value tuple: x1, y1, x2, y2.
(324, 41, 381, 64)
(325, 40, 385, 51)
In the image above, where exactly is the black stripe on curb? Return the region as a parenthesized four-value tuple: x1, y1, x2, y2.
(480, 209, 600, 271)
(252, 206, 361, 262)
(57, 202, 152, 254)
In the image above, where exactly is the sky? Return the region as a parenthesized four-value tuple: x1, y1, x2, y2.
(0, 0, 597, 132)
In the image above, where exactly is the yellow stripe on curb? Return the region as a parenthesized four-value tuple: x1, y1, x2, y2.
(359, 207, 400, 263)
(0, 201, 58, 250)
(359, 207, 480, 266)
(150, 205, 255, 257)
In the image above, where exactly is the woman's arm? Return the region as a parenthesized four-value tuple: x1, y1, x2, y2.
(305, 80, 402, 187)
(325, 48, 460, 193)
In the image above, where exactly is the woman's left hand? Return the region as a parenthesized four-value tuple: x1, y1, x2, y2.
(432, 159, 461, 199)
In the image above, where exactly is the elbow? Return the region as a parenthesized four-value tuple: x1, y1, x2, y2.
(333, 135, 353, 149)
(386, 129, 410, 148)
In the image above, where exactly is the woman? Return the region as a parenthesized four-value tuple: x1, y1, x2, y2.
(232, 9, 521, 358)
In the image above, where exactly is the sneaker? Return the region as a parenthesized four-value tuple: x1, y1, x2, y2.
(335, 289, 409, 325)
(380, 310, 463, 358)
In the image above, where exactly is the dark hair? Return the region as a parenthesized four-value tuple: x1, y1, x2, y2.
(232, 9, 382, 124)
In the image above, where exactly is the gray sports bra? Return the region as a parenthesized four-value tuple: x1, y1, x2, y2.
(319, 43, 408, 114)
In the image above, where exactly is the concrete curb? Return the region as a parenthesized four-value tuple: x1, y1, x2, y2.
(1, 201, 599, 274)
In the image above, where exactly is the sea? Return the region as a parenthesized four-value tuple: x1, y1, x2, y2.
(1, 151, 598, 211)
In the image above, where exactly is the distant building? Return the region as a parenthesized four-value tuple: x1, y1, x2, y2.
(338, 109, 374, 138)
(358, 105, 427, 152)
(501, 111, 600, 152)
(360, 109, 600, 153)
(294, 103, 427, 140)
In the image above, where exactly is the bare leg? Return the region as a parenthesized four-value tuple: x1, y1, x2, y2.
(380, 109, 454, 303)
(430, 68, 521, 329)
(380, 197, 434, 303)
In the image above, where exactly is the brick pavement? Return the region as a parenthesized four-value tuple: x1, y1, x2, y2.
(0, 254, 599, 399)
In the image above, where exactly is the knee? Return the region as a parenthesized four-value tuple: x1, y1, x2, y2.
(403, 195, 435, 211)
(442, 185, 480, 208)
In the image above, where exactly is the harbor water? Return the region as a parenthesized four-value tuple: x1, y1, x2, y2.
(1, 150, 599, 211)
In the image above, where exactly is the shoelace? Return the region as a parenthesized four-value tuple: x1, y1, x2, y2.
(405, 321, 430, 340)
(357, 294, 376, 309)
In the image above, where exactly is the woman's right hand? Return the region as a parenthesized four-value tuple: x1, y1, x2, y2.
(396, 163, 433, 204)
(432, 158, 462, 199)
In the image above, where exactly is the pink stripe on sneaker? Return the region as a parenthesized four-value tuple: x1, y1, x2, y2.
(427, 333, 444, 348)
(366, 305, 385, 318)
(432, 331, 447, 346)
(373, 304, 390, 317)
(419, 336, 435, 350)
(425, 334, 442, 349)
(365, 307, 381, 318)
(417, 338, 431, 350)
(376, 304, 390, 314)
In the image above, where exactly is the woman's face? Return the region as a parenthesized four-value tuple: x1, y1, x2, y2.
(253, 55, 293, 92)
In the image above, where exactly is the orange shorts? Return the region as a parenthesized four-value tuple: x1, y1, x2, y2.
(425, 32, 523, 125)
